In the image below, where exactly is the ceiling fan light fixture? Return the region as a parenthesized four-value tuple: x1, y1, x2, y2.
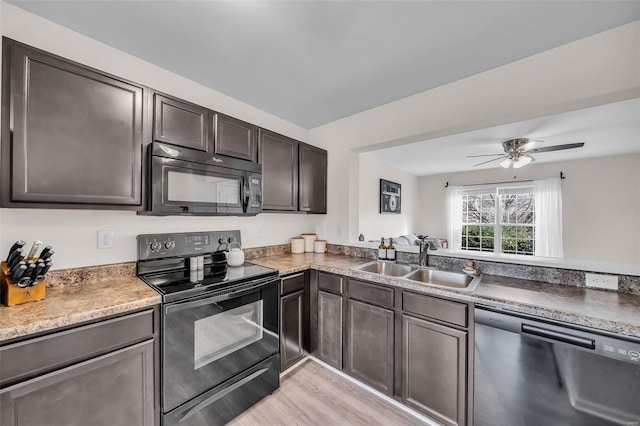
(500, 158, 512, 168)
(513, 155, 532, 169)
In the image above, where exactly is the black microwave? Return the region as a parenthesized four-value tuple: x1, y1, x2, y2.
(145, 142, 262, 216)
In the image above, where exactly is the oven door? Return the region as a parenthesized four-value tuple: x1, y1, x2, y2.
(162, 278, 280, 412)
(151, 156, 245, 215)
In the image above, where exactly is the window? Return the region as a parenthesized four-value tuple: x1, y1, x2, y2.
(460, 186, 535, 256)
(447, 177, 562, 258)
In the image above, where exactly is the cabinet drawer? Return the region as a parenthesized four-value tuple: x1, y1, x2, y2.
(318, 272, 342, 295)
(281, 273, 305, 296)
(0, 309, 155, 387)
(402, 292, 468, 328)
(348, 279, 394, 309)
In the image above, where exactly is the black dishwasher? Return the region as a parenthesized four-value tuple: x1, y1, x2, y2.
(474, 306, 640, 426)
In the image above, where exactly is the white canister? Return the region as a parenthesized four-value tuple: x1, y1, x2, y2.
(291, 237, 305, 254)
(301, 233, 317, 252)
(314, 240, 327, 253)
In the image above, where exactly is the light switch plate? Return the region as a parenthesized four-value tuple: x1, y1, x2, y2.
(585, 273, 618, 290)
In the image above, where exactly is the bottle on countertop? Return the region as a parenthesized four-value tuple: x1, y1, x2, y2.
(378, 238, 387, 261)
(358, 234, 365, 242)
(387, 238, 396, 261)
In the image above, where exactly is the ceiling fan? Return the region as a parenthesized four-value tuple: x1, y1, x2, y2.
(469, 138, 585, 169)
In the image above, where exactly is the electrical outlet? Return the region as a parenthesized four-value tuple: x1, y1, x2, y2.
(258, 224, 265, 238)
(585, 273, 618, 290)
(97, 230, 114, 249)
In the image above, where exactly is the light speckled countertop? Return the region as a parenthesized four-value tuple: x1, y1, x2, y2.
(2, 253, 638, 344)
(250, 253, 640, 338)
(0, 276, 160, 343)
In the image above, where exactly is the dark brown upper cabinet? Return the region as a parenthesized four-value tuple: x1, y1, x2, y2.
(299, 143, 327, 214)
(258, 129, 299, 211)
(1, 38, 144, 209)
(153, 93, 209, 151)
(214, 113, 257, 161)
(258, 130, 327, 214)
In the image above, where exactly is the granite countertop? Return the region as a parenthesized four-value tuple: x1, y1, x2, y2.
(250, 253, 640, 338)
(0, 276, 160, 343)
(2, 252, 637, 344)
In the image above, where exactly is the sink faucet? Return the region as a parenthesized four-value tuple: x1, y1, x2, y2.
(417, 237, 438, 267)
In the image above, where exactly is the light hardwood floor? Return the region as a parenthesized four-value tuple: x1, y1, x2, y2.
(229, 359, 426, 426)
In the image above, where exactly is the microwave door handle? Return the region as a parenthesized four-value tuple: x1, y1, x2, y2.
(241, 174, 250, 212)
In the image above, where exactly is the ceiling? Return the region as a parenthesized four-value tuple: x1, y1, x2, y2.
(8, 1, 640, 128)
(366, 97, 640, 176)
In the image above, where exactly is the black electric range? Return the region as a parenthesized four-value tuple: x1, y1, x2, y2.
(136, 231, 281, 426)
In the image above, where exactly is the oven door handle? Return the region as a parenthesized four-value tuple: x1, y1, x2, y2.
(179, 367, 270, 423)
(164, 278, 278, 314)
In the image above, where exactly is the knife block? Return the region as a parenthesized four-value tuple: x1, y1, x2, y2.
(1, 261, 46, 307)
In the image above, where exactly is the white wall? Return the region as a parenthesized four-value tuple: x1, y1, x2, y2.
(357, 152, 419, 242)
(309, 20, 640, 260)
(0, 3, 322, 269)
(415, 154, 640, 264)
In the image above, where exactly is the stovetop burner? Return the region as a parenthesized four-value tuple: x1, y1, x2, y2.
(136, 231, 279, 303)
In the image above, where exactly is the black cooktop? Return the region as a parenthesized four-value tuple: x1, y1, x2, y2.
(140, 262, 278, 302)
(136, 231, 279, 303)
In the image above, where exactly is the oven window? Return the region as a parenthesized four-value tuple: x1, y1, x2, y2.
(167, 170, 240, 204)
(193, 300, 264, 369)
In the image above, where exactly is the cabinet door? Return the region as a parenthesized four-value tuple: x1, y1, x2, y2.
(402, 315, 467, 426)
(281, 289, 305, 371)
(317, 290, 343, 369)
(2, 40, 143, 207)
(258, 129, 298, 211)
(345, 298, 394, 395)
(0, 340, 155, 426)
(299, 143, 327, 213)
(153, 93, 209, 151)
(214, 113, 257, 161)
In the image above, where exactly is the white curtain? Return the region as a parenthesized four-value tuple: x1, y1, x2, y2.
(533, 177, 563, 258)
(446, 186, 464, 250)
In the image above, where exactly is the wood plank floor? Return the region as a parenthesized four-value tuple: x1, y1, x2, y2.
(229, 359, 426, 426)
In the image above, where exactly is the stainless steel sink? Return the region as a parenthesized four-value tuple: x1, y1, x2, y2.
(405, 268, 473, 288)
(352, 261, 416, 277)
(351, 261, 481, 291)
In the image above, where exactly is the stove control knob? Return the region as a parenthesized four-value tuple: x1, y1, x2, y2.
(150, 242, 162, 252)
(218, 237, 226, 244)
(228, 237, 235, 243)
(165, 241, 176, 250)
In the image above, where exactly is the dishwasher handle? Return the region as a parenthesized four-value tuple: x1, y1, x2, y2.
(522, 323, 595, 349)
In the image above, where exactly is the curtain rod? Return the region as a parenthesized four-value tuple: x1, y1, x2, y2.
(444, 171, 565, 188)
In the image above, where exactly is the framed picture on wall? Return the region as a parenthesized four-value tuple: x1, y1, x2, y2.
(380, 179, 401, 214)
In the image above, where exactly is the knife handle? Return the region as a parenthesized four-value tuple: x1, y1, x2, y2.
(27, 241, 43, 259)
(6, 240, 26, 261)
(40, 250, 54, 262)
(38, 246, 52, 261)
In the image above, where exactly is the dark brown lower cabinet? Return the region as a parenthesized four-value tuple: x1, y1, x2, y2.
(402, 314, 468, 426)
(345, 298, 395, 395)
(281, 289, 305, 370)
(0, 340, 154, 426)
(0, 306, 159, 426)
(317, 290, 343, 369)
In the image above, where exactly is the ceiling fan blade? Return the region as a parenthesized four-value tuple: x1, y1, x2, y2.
(519, 139, 544, 152)
(531, 142, 585, 153)
(472, 156, 509, 167)
(467, 153, 504, 158)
